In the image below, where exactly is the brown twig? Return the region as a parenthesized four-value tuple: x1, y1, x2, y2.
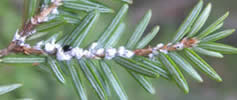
(133, 37, 199, 56)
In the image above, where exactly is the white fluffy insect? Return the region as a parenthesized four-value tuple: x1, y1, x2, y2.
(105, 48, 117, 59)
(31, 17, 37, 25)
(90, 42, 98, 50)
(159, 49, 168, 54)
(83, 50, 95, 58)
(148, 53, 154, 59)
(71, 47, 84, 59)
(95, 48, 105, 56)
(56, 48, 72, 61)
(174, 42, 184, 50)
(44, 39, 60, 54)
(12, 29, 27, 43)
(118, 46, 134, 58)
(52, 8, 59, 15)
(42, 17, 49, 22)
(23, 44, 31, 48)
(12, 29, 20, 41)
(154, 43, 164, 50)
(44, 43, 56, 53)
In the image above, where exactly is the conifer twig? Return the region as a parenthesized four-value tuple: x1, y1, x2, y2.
(0, 0, 62, 57)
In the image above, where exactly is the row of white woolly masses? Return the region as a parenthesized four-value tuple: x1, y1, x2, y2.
(11, 0, 188, 61)
(38, 40, 172, 61)
(40, 39, 187, 61)
(39, 40, 136, 60)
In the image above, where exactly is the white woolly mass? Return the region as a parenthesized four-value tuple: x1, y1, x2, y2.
(159, 49, 168, 54)
(19, 36, 27, 42)
(52, 8, 59, 15)
(31, 17, 37, 24)
(83, 50, 95, 58)
(95, 48, 105, 56)
(117, 46, 126, 56)
(57, 48, 72, 61)
(71, 47, 84, 59)
(105, 48, 117, 59)
(175, 42, 184, 50)
(167, 43, 173, 46)
(148, 53, 154, 59)
(90, 42, 98, 50)
(23, 44, 31, 48)
(13, 29, 20, 41)
(125, 51, 135, 58)
(43, 17, 49, 22)
(44, 40, 60, 54)
(44, 43, 55, 53)
(34, 41, 44, 50)
(154, 43, 164, 50)
(12, 29, 27, 43)
(118, 46, 134, 58)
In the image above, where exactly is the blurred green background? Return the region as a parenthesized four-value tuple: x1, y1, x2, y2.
(1, 0, 237, 100)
